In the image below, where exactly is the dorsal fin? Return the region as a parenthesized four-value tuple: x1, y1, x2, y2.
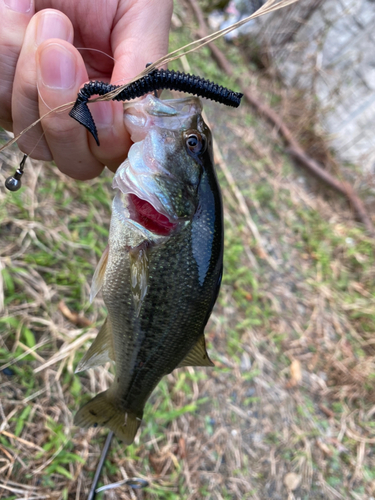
(75, 318, 115, 373)
(90, 245, 109, 303)
(177, 335, 214, 369)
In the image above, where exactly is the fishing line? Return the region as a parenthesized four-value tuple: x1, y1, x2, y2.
(35, 48, 130, 116)
(136, 0, 298, 73)
(76, 47, 143, 87)
(76, 47, 116, 62)
(76, 47, 131, 86)
(0, 0, 296, 161)
(37, 82, 53, 112)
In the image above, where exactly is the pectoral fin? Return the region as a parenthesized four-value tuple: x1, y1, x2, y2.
(129, 243, 150, 317)
(90, 245, 109, 303)
(75, 318, 115, 373)
(177, 335, 214, 368)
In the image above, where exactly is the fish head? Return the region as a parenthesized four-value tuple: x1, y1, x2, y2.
(112, 95, 212, 236)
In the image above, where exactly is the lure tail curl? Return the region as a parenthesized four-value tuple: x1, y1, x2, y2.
(69, 68, 243, 145)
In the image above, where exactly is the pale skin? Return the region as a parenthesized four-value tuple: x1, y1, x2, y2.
(0, 0, 173, 179)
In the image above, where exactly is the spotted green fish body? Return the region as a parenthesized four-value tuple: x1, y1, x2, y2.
(74, 96, 223, 444)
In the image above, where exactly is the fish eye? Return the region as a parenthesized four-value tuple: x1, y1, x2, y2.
(185, 131, 206, 154)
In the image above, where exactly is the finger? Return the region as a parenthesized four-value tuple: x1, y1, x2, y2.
(87, 98, 132, 174)
(36, 39, 105, 179)
(12, 9, 74, 159)
(0, 0, 35, 130)
(111, 0, 173, 83)
(84, 0, 173, 173)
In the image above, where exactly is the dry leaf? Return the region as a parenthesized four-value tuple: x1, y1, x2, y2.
(58, 301, 92, 327)
(178, 437, 186, 459)
(319, 404, 334, 419)
(316, 439, 333, 457)
(286, 359, 302, 388)
(284, 472, 302, 491)
(290, 359, 302, 383)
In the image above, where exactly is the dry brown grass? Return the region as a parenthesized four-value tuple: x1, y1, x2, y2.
(1, 4, 375, 499)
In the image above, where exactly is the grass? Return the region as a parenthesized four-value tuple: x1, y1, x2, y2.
(1, 3, 375, 499)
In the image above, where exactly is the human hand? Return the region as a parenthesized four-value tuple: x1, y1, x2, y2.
(0, 0, 173, 179)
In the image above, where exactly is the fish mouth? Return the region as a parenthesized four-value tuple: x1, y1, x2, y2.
(124, 95, 202, 142)
(127, 193, 178, 236)
(112, 95, 201, 237)
(113, 169, 181, 237)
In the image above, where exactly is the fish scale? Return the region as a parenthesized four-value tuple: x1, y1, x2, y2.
(74, 95, 223, 444)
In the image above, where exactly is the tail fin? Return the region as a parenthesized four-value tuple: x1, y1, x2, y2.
(74, 391, 142, 445)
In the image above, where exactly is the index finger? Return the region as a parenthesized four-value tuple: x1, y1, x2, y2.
(84, 0, 173, 167)
(110, 0, 173, 84)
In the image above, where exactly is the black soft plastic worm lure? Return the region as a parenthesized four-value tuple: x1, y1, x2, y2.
(69, 68, 243, 146)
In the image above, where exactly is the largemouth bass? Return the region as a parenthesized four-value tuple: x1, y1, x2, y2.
(74, 95, 223, 444)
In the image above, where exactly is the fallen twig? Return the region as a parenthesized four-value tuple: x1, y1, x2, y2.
(0, 430, 44, 452)
(188, 0, 374, 235)
(58, 300, 92, 327)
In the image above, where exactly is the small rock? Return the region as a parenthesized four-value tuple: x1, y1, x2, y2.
(1, 367, 14, 377)
(284, 472, 302, 491)
(246, 387, 256, 398)
(240, 352, 252, 371)
(345, 237, 354, 247)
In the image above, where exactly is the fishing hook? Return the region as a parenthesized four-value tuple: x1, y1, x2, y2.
(5, 154, 27, 191)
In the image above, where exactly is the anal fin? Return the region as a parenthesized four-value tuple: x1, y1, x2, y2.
(177, 335, 214, 369)
(75, 318, 115, 373)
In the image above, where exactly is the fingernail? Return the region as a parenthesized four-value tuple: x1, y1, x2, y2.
(90, 101, 114, 130)
(36, 11, 72, 45)
(39, 43, 76, 89)
(4, 0, 31, 14)
(4, 0, 31, 13)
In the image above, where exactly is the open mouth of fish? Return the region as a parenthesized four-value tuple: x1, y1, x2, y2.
(126, 193, 177, 236)
(112, 95, 202, 237)
(113, 174, 180, 237)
